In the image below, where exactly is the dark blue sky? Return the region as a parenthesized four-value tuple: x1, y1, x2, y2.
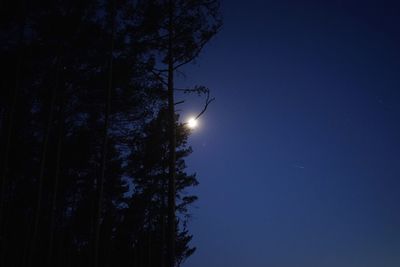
(179, 1, 400, 266)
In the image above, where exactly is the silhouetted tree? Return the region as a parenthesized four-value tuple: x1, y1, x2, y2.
(122, 109, 198, 266)
(0, 1, 221, 266)
(148, 1, 221, 266)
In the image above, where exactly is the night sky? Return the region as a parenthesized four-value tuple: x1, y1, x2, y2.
(178, 1, 400, 266)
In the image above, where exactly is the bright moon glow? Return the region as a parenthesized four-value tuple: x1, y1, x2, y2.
(187, 117, 198, 129)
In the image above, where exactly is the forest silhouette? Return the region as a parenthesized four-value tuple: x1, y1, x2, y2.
(0, 0, 221, 266)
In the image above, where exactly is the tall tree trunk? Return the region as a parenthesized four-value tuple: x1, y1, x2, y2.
(0, 41, 21, 265)
(28, 48, 62, 267)
(160, 179, 167, 267)
(148, 224, 152, 267)
(133, 244, 137, 267)
(167, 1, 176, 267)
(93, 2, 115, 266)
(0, 1, 26, 260)
(47, 87, 65, 266)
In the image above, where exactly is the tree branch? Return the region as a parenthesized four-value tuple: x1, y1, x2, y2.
(181, 89, 215, 126)
(172, 40, 208, 71)
(151, 69, 168, 86)
(175, 100, 185, 105)
(195, 90, 215, 120)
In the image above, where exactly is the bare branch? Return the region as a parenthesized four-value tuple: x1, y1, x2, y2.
(181, 90, 215, 126)
(175, 100, 185, 105)
(195, 90, 215, 120)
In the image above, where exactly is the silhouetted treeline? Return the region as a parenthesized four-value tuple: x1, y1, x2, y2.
(0, 0, 220, 266)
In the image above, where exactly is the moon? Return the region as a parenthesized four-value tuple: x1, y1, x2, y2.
(187, 117, 198, 129)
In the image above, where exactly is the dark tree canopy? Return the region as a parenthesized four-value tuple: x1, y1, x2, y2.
(0, 0, 220, 266)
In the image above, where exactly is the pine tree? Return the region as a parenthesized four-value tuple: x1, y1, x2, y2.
(124, 109, 198, 266)
(148, 1, 221, 266)
(0, 1, 221, 266)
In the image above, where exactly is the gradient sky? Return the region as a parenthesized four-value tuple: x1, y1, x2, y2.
(177, 1, 400, 266)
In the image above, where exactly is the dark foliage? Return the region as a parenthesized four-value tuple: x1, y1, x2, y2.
(0, 0, 220, 266)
